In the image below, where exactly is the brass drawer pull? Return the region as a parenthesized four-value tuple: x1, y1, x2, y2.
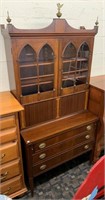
(0, 153, 5, 161)
(85, 134, 90, 139)
(86, 125, 92, 131)
(84, 145, 89, 149)
(39, 143, 46, 149)
(40, 164, 47, 170)
(0, 171, 8, 181)
(4, 187, 11, 195)
(39, 153, 46, 159)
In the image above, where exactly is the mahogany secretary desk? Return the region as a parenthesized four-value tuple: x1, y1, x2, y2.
(1, 17, 100, 196)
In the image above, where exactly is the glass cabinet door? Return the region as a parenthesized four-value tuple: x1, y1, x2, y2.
(38, 44, 54, 93)
(61, 42, 90, 91)
(76, 42, 89, 85)
(18, 43, 55, 96)
(62, 43, 77, 88)
(19, 45, 37, 96)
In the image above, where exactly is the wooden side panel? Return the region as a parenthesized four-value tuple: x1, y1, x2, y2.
(59, 91, 87, 117)
(88, 86, 104, 117)
(24, 99, 57, 127)
(88, 85, 104, 161)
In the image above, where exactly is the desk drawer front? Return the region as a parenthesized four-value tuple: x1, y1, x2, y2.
(34, 123, 96, 152)
(1, 176, 23, 196)
(0, 160, 20, 182)
(0, 115, 16, 130)
(33, 131, 94, 163)
(0, 142, 19, 164)
(0, 128, 17, 144)
(33, 142, 93, 176)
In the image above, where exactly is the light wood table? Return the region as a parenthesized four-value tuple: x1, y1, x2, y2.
(0, 91, 27, 198)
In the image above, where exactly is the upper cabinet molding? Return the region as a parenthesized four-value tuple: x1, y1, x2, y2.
(1, 18, 98, 37)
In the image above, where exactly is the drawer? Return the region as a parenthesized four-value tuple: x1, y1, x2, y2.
(32, 131, 94, 163)
(1, 176, 23, 196)
(0, 142, 19, 164)
(33, 142, 94, 176)
(0, 115, 16, 130)
(0, 128, 17, 144)
(33, 123, 96, 152)
(0, 160, 20, 182)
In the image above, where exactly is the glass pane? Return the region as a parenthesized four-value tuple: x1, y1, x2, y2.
(78, 42, 89, 58)
(77, 60, 88, 70)
(62, 79, 74, 88)
(22, 85, 38, 96)
(19, 44, 36, 63)
(38, 44, 54, 93)
(18, 45, 38, 96)
(63, 61, 75, 73)
(63, 43, 76, 60)
(62, 43, 76, 88)
(39, 44, 54, 62)
(76, 71, 88, 85)
(39, 82, 53, 92)
(21, 77, 37, 86)
(20, 66, 37, 78)
(76, 42, 89, 85)
(39, 63, 54, 75)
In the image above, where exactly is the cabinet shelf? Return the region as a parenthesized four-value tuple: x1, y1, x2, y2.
(76, 75, 87, 79)
(77, 57, 88, 62)
(62, 78, 74, 81)
(62, 68, 88, 75)
(19, 61, 54, 68)
(63, 58, 76, 63)
(21, 80, 53, 88)
(76, 68, 88, 72)
(21, 83, 37, 88)
(19, 63, 37, 68)
(39, 61, 54, 66)
(20, 76, 37, 80)
(20, 74, 54, 81)
(63, 57, 88, 63)
(62, 71, 75, 75)
(39, 74, 54, 78)
(62, 74, 87, 80)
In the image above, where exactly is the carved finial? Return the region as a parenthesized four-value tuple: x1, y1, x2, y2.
(56, 3, 63, 18)
(6, 11, 11, 23)
(95, 17, 99, 26)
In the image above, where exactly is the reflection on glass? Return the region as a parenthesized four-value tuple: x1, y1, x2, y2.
(78, 42, 89, 59)
(39, 44, 54, 62)
(19, 44, 36, 63)
(18, 45, 37, 96)
(38, 44, 54, 92)
(39, 82, 53, 92)
(61, 42, 89, 88)
(62, 43, 76, 88)
(39, 64, 54, 75)
(76, 42, 89, 85)
(63, 43, 76, 60)
(22, 85, 38, 96)
(76, 71, 88, 85)
(20, 66, 37, 78)
(18, 44, 55, 95)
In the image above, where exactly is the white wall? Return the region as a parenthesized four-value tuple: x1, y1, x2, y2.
(0, 0, 105, 92)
